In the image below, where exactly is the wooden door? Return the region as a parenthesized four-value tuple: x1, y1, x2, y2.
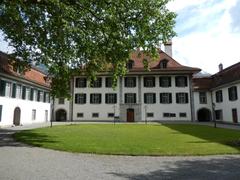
(232, 109, 238, 123)
(13, 107, 21, 126)
(127, 108, 134, 122)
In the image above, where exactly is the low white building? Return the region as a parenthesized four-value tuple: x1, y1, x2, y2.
(54, 48, 201, 122)
(0, 52, 51, 127)
(193, 63, 240, 124)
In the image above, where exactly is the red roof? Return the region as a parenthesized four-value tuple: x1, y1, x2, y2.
(128, 50, 201, 73)
(0, 51, 50, 88)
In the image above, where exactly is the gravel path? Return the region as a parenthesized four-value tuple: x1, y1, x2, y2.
(1, 123, 240, 180)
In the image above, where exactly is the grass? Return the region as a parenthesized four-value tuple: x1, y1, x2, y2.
(14, 124, 240, 156)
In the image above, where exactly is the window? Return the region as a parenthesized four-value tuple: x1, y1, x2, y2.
(215, 110, 223, 120)
(91, 78, 102, 88)
(159, 77, 171, 87)
(160, 93, 172, 104)
(108, 113, 114, 118)
(90, 94, 102, 104)
(75, 94, 86, 104)
(45, 110, 48, 122)
(163, 113, 176, 117)
(77, 113, 84, 118)
(228, 86, 238, 101)
(126, 60, 134, 69)
(38, 91, 44, 102)
(33, 90, 38, 101)
(105, 77, 113, 88)
(144, 93, 156, 104)
(215, 90, 223, 103)
(125, 77, 136, 87)
(159, 59, 168, 69)
(58, 98, 65, 104)
(25, 87, 30, 100)
(75, 78, 87, 88)
(105, 93, 117, 104)
(16, 84, 21, 99)
(44, 92, 50, 103)
(175, 76, 188, 87)
(199, 92, 207, 104)
(32, 109, 36, 120)
(125, 93, 136, 104)
(144, 77, 155, 87)
(0, 105, 2, 122)
(147, 113, 154, 118)
(176, 93, 188, 104)
(92, 113, 99, 118)
(5, 82, 11, 97)
(179, 113, 187, 118)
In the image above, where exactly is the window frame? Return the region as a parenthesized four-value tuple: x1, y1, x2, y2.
(90, 93, 102, 104)
(125, 93, 136, 104)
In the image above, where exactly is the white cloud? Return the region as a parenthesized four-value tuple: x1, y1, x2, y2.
(170, 0, 240, 74)
(167, 0, 209, 12)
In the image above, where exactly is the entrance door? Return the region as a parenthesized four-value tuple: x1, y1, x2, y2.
(55, 109, 67, 121)
(232, 109, 238, 123)
(127, 108, 134, 122)
(13, 107, 21, 126)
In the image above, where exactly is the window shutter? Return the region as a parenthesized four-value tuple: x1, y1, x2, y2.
(75, 78, 79, 87)
(134, 94, 136, 103)
(75, 94, 78, 104)
(176, 93, 179, 103)
(175, 77, 178, 87)
(84, 94, 86, 103)
(228, 88, 231, 100)
(30, 88, 34, 100)
(22, 86, 26, 99)
(144, 94, 147, 103)
(168, 77, 171, 87)
(105, 94, 108, 104)
(153, 77, 155, 87)
(114, 94, 117, 103)
(37, 91, 40, 101)
(125, 94, 127, 103)
(124, 78, 127, 87)
(0, 80, 6, 96)
(184, 77, 188, 86)
(159, 77, 162, 87)
(90, 94, 93, 104)
(84, 78, 87, 87)
(160, 94, 163, 103)
(133, 77, 136, 87)
(185, 93, 189, 103)
(153, 94, 156, 103)
(235, 87, 238, 99)
(106, 78, 109, 87)
(99, 94, 102, 103)
(12, 83, 16, 98)
(169, 93, 172, 103)
(99, 78, 102, 87)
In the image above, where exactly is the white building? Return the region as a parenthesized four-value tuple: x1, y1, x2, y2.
(54, 47, 201, 122)
(0, 52, 51, 127)
(193, 62, 240, 124)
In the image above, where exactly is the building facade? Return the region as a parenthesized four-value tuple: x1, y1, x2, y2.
(0, 52, 51, 127)
(54, 49, 201, 122)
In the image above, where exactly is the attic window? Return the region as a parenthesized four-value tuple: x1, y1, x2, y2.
(127, 60, 134, 69)
(159, 59, 168, 69)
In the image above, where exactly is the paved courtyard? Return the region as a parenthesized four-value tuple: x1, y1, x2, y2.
(1, 122, 240, 180)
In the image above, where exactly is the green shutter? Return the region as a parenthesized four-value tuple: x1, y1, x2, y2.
(0, 80, 6, 96)
(22, 86, 26, 99)
(12, 84, 16, 98)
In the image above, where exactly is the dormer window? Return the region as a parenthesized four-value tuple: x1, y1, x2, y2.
(127, 60, 134, 69)
(159, 59, 168, 69)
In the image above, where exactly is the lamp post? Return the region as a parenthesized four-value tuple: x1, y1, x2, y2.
(113, 104, 116, 125)
(212, 103, 216, 128)
(144, 105, 147, 124)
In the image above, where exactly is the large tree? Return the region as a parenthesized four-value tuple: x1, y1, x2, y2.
(0, 0, 176, 98)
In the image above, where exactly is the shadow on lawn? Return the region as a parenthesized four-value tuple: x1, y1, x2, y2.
(162, 123, 240, 151)
(0, 129, 57, 147)
(109, 156, 240, 180)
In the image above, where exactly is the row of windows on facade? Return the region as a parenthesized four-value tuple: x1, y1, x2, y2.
(215, 86, 238, 103)
(0, 80, 50, 103)
(0, 106, 48, 122)
(76, 112, 187, 118)
(75, 76, 188, 88)
(215, 108, 238, 122)
(69, 93, 189, 104)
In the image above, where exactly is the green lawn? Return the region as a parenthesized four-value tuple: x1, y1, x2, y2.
(14, 124, 240, 156)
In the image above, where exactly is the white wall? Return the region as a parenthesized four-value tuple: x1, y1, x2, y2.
(212, 82, 240, 123)
(0, 96, 51, 126)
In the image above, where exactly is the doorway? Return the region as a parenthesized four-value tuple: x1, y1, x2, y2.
(55, 109, 67, 121)
(127, 108, 134, 122)
(232, 109, 238, 123)
(197, 108, 212, 122)
(13, 107, 21, 126)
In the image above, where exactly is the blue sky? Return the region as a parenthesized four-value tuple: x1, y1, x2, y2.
(1, 0, 240, 74)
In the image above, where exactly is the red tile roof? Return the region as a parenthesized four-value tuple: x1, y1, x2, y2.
(128, 50, 201, 73)
(193, 62, 240, 90)
(0, 51, 50, 88)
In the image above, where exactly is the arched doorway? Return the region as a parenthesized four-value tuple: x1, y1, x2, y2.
(55, 109, 67, 121)
(197, 108, 212, 122)
(13, 107, 21, 126)
(127, 108, 134, 122)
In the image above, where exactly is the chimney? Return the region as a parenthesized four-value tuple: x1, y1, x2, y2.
(218, 63, 223, 72)
(164, 40, 172, 57)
